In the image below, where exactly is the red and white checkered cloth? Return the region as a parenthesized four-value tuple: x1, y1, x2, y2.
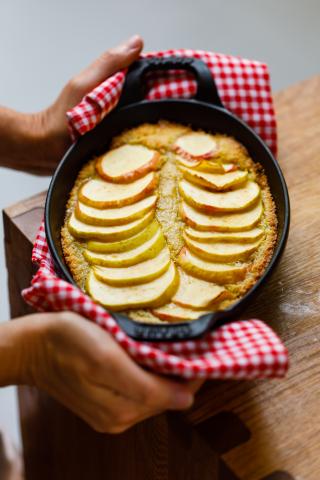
(67, 49, 277, 156)
(22, 49, 287, 379)
(22, 224, 288, 379)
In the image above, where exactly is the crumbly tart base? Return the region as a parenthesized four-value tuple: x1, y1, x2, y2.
(61, 121, 277, 324)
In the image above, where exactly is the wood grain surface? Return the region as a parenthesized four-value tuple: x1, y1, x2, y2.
(3, 75, 320, 480)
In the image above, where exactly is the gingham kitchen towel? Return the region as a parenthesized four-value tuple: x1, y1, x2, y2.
(22, 49, 287, 379)
(67, 49, 277, 156)
(22, 224, 288, 379)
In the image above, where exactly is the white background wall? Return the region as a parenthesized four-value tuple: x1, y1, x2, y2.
(0, 0, 319, 448)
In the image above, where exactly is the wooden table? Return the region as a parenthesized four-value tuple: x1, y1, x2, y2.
(3, 76, 320, 480)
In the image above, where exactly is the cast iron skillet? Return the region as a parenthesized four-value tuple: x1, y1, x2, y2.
(45, 57, 290, 342)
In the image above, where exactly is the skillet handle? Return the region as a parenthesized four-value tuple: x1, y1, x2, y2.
(118, 56, 224, 108)
(113, 312, 219, 342)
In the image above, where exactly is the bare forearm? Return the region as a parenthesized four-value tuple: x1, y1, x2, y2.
(0, 317, 43, 386)
(0, 106, 70, 175)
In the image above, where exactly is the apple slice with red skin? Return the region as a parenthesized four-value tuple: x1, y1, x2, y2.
(176, 155, 237, 174)
(179, 179, 260, 213)
(196, 161, 238, 174)
(173, 132, 218, 160)
(68, 210, 154, 241)
(152, 303, 210, 322)
(178, 247, 247, 283)
(184, 226, 264, 243)
(184, 235, 262, 262)
(179, 166, 248, 191)
(75, 195, 157, 226)
(180, 200, 264, 232)
(176, 156, 203, 168)
(79, 172, 158, 209)
(96, 144, 162, 183)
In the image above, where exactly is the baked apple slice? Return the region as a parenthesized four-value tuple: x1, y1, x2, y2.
(177, 156, 237, 174)
(176, 156, 204, 169)
(177, 155, 222, 171)
(93, 247, 171, 286)
(204, 160, 238, 173)
(179, 166, 248, 191)
(86, 220, 158, 253)
(178, 248, 246, 283)
(184, 235, 262, 262)
(86, 263, 179, 310)
(96, 144, 161, 183)
(152, 303, 210, 322)
(199, 163, 238, 175)
(196, 161, 237, 174)
(75, 195, 157, 226)
(180, 200, 263, 232)
(79, 172, 157, 208)
(84, 226, 165, 267)
(174, 132, 218, 159)
(68, 210, 153, 241)
(179, 179, 260, 213)
(185, 226, 264, 243)
(172, 269, 227, 309)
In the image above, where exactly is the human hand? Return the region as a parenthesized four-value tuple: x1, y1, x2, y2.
(0, 36, 143, 173)
(40, 35, 143, 170)
(17, 312, 199, 433)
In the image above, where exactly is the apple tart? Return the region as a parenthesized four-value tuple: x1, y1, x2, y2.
(61, 122, 277, 323)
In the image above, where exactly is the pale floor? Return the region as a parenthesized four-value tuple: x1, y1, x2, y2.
(0, 0, 319, 448)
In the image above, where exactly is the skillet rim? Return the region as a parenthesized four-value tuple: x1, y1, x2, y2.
(45, 98, 290, 341)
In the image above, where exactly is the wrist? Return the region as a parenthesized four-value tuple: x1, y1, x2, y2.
(0, 107, 70, 173)
(31, 106, 71, 168)
(0, 315, 50, 387)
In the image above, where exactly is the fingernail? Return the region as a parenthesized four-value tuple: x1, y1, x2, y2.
(126, 35, 142, 50)
(172, 390, 194, 410)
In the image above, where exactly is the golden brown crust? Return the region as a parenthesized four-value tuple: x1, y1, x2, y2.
(110, 121, 190, 151)
(61, 160, 95, 288)
(61, 121, 277, 322)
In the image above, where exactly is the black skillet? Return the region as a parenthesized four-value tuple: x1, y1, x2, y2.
(45, 56, 290, 342)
